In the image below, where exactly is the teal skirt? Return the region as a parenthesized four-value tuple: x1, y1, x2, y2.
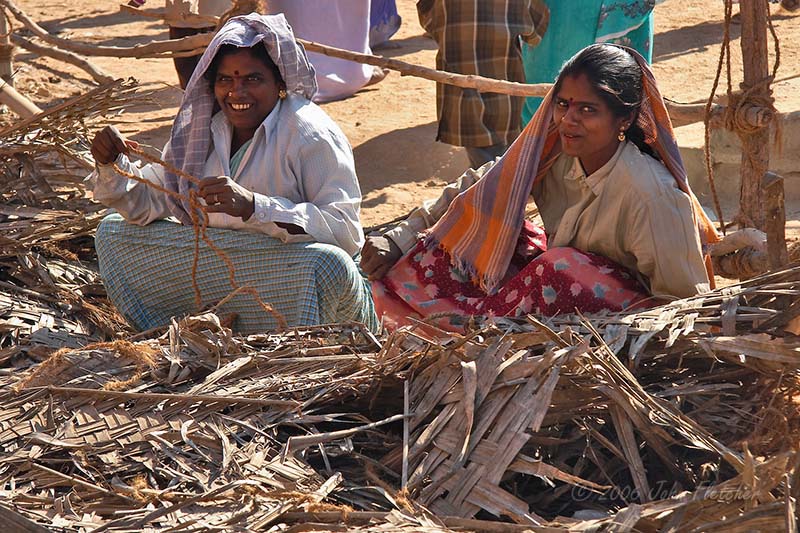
(521, 0, 655, 126)
(95, 214, 378, 334)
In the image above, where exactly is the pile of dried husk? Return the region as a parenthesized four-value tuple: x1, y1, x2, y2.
(2, 78, 800, 532)
(0, 261, 799, 531)
(0, 79, 141, 367)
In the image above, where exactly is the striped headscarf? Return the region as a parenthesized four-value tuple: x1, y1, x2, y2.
(163, 13, 317, 224)
(426, 44, 719, 294)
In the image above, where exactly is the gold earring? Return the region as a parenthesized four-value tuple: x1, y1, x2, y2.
(618, 129, 626, 142)
(278, 89, 287, 99)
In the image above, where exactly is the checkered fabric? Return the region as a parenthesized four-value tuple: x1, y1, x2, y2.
(165, 13, 318, 224)
(417, 0, 549, 148)
(95, 214, 377, 333)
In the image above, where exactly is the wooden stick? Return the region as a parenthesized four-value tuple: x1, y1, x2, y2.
(762, 171, 788, 269)
(0, 79, 40, 117)
(0, 0, 210, 58)
(11, 34, 114, 84)
(402, 379, 409, 489)
(43, 384, 301, 408)
(285, 413, 407, 454)
(6, 0, 775, 130)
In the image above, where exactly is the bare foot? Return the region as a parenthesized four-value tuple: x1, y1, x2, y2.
(365, 66, 390, 87)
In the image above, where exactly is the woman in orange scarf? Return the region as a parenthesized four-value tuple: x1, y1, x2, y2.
(362, 44, 718, 331)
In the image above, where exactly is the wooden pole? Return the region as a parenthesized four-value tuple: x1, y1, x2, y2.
(737, 0, 772, 230)
(0, 79, 41, 117)
(11, 34, 114, 84)
(0, 7, 12, 86)
(762, 171, 788, 269)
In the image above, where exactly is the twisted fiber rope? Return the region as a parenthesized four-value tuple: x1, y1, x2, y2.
(112, 145, 287, 329)
(703, 0, 782, 232)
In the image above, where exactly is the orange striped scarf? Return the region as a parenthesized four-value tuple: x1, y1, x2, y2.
(426, 46, 719, 294)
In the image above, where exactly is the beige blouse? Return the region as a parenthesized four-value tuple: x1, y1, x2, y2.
(385, 141, 709, 299)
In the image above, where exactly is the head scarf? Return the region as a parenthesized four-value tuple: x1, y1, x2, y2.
(164, 13, 317, 223)
(426, 45, 720, 294)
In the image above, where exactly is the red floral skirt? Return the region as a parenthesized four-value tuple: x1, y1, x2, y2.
(372, 222, 651, 331)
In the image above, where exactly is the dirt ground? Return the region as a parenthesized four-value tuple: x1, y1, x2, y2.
(8, 0, 800, 229)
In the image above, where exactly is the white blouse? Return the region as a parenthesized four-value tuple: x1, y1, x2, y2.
(91, 94, 365, 257)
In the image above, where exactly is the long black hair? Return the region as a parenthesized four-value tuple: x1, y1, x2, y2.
(204, 43, 284, 88)
(554, 44, 658, 160)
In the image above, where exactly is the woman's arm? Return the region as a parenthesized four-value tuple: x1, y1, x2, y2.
(90, 127, 172, 225)
(361, 159, 495, 280)
(246, 129, 364, 257)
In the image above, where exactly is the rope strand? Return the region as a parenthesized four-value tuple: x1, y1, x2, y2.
(112, 146, 287, 329)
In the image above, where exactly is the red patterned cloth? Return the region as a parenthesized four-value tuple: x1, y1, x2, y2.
(373, 222, 651, 332)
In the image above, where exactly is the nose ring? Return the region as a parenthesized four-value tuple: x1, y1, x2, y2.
(227, 91, 233, 97)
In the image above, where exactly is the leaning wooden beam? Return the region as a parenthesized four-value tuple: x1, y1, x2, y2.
(11, 34, 114, 84)
(119, 4, 774, 130)
(0, 80, 41, 118)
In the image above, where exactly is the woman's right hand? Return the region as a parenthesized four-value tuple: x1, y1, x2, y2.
(360, 234, 403, 281)
(91, 125, 138, 166)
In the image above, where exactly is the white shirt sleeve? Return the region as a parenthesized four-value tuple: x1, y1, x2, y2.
(247, 129, 364, 257)
(90, 152, 173, 225)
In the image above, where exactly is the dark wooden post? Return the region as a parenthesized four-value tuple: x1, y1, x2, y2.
(737, 0, 772, 230)
(0, 8, 12, 87)
(762, 172, 788, 269)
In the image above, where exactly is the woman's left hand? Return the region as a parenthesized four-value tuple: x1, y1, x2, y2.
(199, 176, 255, 221)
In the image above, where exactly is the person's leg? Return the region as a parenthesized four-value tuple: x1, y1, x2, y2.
(95, 214, 377, 333)
(464, 143, 508, 169)
(168, 26, 215, 89)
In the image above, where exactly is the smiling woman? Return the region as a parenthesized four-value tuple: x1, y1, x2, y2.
(362, 44, 720, 331)
(87, 14, 377, 334)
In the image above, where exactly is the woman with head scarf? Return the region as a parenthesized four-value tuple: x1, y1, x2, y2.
(362, 44, 719, 331)
(90, 14, 377, 333)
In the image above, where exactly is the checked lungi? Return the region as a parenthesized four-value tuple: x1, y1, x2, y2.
(95, 214, 378, 334)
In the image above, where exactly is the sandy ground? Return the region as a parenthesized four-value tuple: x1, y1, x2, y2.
(7, 0, 800, 230)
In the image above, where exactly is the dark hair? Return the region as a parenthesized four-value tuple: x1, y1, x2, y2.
(554, 44, 658, 159)
(204, 43, 284, 87)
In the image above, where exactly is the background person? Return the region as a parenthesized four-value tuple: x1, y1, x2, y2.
(418, 0, 550, 169)
(520, 0, 657, 126)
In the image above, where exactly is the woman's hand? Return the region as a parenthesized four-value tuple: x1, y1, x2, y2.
(199, 176, 255, 221)
(91, 125, 138, 166)
(360, 234, 402, 281)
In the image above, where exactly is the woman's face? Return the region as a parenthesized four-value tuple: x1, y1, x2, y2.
(553, 73, 630, 176)
(213, 49, 283, 141)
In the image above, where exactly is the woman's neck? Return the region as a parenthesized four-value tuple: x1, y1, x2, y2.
(231, 128, 255, 155)
(578, 140, 622, 177)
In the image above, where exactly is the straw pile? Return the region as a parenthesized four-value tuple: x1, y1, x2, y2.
(0, 78, 141, 354)
(0, 261, 799, 531)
